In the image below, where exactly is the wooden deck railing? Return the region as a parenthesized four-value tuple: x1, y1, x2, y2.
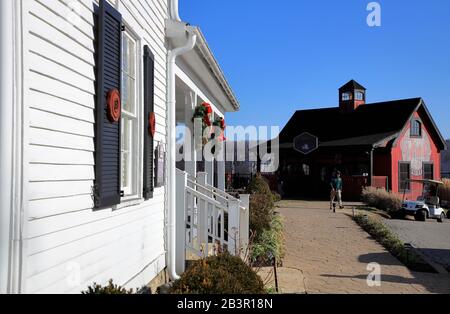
(176, 169, 250, 274)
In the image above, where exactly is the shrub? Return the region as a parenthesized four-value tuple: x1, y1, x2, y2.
(353, 214, 434, 272)
(439, 179, 450, 205)
(251, 214, 284, 266)
(169, 252, 265, 294)
(272, 192, 282, 203)
(361, 187, 402, 215)
(247, 174, 284, 267)
(249, 193, 274, 237)
(354, 215, 404, 257)
(247, 174, 273, 197)
(248, 175, 275, 238)
(82, 279, 134, 294)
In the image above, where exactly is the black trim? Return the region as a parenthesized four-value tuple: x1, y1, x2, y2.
(419, 100, 447, 150)
(143, 45, 155, 200)
(94, 0, 122, 209)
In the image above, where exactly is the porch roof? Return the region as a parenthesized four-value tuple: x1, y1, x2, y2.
(174, 27, 240, 113)
(193, 28, 240, 112)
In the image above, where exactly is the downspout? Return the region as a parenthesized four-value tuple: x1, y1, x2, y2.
(166, 0, 197, 281)
(0, 0, 14, 294)
(169, 0, 181, 22)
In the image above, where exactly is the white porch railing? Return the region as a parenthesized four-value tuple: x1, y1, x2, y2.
(176, 169, 250, 274)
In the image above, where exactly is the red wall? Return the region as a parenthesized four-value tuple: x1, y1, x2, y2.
(373, 150, 391, 189)
(374, 151, 391, 176)
(391, 111, 442, 201)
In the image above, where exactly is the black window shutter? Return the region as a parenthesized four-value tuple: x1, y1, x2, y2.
(94, 0, 122, 209)
(143, 45, 155, 200)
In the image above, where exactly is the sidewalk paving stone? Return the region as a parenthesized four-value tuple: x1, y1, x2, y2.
(274, 200, 450, 294)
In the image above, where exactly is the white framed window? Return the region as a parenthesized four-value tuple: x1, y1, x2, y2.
(355, 91, 364, 101)
(342, 92, 352, 101)
(121, 31, 140, 198)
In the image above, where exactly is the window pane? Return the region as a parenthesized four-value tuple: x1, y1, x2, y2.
(128, 39, 135, 77)
(355, 91, 364, 101)
(121, 75, 129, 111)
(411, 120, 421, 136)
(121, 34, 136, 114)
(122, 151, 130, 191)
(342, 92, 351, 101)
(399, 163, 410, 191)
(120, 31, 138, 198)
(423, 164, 433, 180)
(122, 36, 129, 74)
(122, 35, 135, 76)
(121, 118, 134, 196)
(122, 76, 135, 114)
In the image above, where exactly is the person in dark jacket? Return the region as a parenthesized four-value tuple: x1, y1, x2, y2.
(330, 171, 344, 210)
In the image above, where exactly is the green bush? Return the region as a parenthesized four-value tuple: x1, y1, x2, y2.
(169, 252, 265, 294)
(247, 174, 273, 196)
(249, 193, 274, 237)
(247, 175, 284, 267)
(251, 214, 284, 266)
(82, 279, 134, 294)
(361, 187, 402, 215)
(248, 175, 275, 238)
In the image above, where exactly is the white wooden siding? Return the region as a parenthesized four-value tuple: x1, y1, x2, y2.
(22, 0, 168, 293)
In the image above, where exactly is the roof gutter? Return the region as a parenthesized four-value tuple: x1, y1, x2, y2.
(166, 0, 197, 281)
(0, 0, 14, 294)
(193, 29, 240, 111)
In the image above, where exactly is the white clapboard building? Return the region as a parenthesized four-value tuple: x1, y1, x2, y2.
(0, 0, 248, 294)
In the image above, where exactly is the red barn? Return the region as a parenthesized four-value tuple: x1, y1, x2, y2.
(275, 80, 448, 200)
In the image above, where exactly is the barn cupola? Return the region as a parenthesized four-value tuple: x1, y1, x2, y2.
(339, 80, 366, 113)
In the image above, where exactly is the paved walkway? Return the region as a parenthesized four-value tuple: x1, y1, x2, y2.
(276, 200, 450, 294)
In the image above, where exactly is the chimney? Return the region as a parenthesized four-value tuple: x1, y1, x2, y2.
(339, 80, 366, 113)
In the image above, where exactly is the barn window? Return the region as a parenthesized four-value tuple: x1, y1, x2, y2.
(423, 163, 434, 180)
(355, 91, 364, 101)
(121, 31, 140, 197)
(342, 92, 352, 101)
(399, 162, 411, 192)
(410, 119, 422, 137)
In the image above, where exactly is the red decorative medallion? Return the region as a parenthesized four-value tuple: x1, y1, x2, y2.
(106, 89, 121, 123)
(149, 112, 156, 137)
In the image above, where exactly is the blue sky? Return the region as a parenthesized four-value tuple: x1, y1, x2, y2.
(180, 0, 450, 140)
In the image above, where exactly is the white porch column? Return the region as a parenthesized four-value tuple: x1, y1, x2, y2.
(206, 159, 214, 186)
(238, 195, 250, 258)
(175, 170, 187, 274)
(227, 198, 240, 256)
(0, 0, 15, 294)
(196, 172, 209, 255)
(217, 145, 226, 191)
(184, 91, 196, 179)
